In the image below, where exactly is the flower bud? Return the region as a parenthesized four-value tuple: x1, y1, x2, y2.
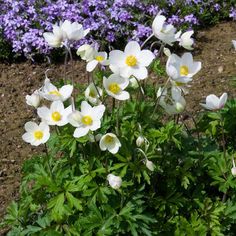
(136, 136, 145, 147)
(129, 77, 139, 89)
(107, 174, 122, 189)
(175, 101, 185, 112)
(146, 160, 154, 171)
(232, 167, 236, 176)
(163, 47, 171, 57)
(76, 44, 94, 62)
(26, 90, 41, 108)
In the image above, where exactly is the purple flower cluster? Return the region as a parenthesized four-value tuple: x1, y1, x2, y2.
(0, 0, 235, 57)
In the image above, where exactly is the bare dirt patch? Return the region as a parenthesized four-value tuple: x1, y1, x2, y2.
(0, 21, 236, 233)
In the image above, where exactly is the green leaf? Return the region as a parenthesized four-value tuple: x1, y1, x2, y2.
(66, 192, 83, 211)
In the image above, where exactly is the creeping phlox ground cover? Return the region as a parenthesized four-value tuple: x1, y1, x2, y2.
(2, 14, 236, 236)
(0, 0, 236, 58)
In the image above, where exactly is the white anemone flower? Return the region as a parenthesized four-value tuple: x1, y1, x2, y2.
(26, 90, 41, 108)
(60, 20, 90, 41)
(178, 30, 194, 50)
(232, 40, 236, 50)
(99, 133, 121, 154)
(68, 101, 105, 138)
(40, 78, 73, 102)
(109, 41, 155, 80)
(86, 50, 109, 72)
(43, 20, 89, 48)
(85, 83, 103, 105)
(43, 24, 66, 48)
(200, 93, 228, 110)
(166, 53, 201, 83)
(76, 44, 95, 61)
(22, 121, 50, 146)
(159, 88, 186, 115)
(107, 174, 122, 189)
(152, 14, 177, 46)
(103, 74, 130, 100)
(37, 101, 72, 126)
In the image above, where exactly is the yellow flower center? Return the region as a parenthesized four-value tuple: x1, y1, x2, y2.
(51, 111, 61, 122)
(180, 65, 189, 76)
(108, 83, 120, 94)
(125, 55, 137, 67)
(105, 135, 114, 143)
(81, 115, 93, 125)
(89, 90, 96, 98)
(95, 55, 104, 62)
(34, 130, 43, 140)
(49, 90, 61, 96)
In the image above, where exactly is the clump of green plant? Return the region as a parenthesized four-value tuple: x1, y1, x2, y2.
(2, 16, 236, 236)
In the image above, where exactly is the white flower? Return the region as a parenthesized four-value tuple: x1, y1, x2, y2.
(232, 167, 236, 176)
(37, 101, 72, 126)
(163, 47, 171, 57)
(60, 20, 90, 41)
(109, 41, 155, 80)
(85, 83, 103, 105)
(103, 74, 130, 100)
(43, 24, 66, 48)
(76, 44, 95, 61)
(232, 40, 236, 50)
(166, 53, 201, 83)
(99, 133, 121, 154)
(40, 78, 73, 102)
(145, 160, 154, 171)
(22, 121, 50, 146)
(152, 14, 177, 46)
(200, 93, 228, 110)
(136, 136, 145, 147)
(159, 88, 186, 115)
(107, 174, 122, 189)
(86, 50, 109, 72)
(129, 77, 139, 89)
(68, 101, 105, 138)
(26, 90, 41, 108)
(43, 20, 89, 48)
(178, 30, 194, 50)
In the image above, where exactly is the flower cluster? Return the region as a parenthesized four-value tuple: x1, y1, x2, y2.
(0, 0, 235, 57)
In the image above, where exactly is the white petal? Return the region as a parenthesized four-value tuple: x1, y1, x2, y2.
(86, 60, 98, 72)
(124, 41, 141, 56)
(152, 15, 166, 34)
(115, 91, 130, 100)
(39, 122, 50, 133)
(90, 120, 101, 131)
(206, 95, 219, 109)
(99, 136, 107, 151)
(59, 85, 73, 101)
(37, 107, 51, 121)
(24, 121, 38, 132)
(109, 50, 126, 67)
(22, 132, 34, 143)
(73, 127, 89, 138)
(68, 110, 82, 127)
(92, 104, 105, 119)
(232, 40, 236, 50)
(132, 67, 148, 80)
(219, 93, 228, 108)
(81, 101, 92, 114)
(50, 101, 64, 113)
(138, 50, 155, 66)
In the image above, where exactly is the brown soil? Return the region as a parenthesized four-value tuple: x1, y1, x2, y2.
(0, 21, 236, 233)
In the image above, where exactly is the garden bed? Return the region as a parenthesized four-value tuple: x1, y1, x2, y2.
(0, 20, 236, 234)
